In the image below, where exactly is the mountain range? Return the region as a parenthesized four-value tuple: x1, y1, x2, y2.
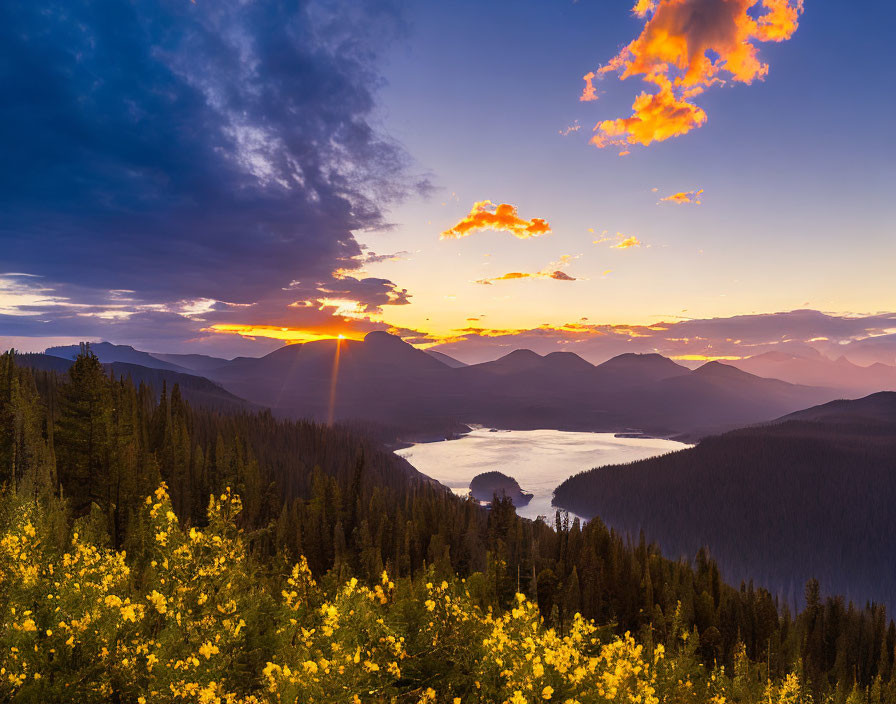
(37, 332, 849, 440)
(212, 332, 848, 438)
(729, 348, 896, 396)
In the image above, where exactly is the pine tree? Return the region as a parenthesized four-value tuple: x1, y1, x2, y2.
(54, 347, 110, 513)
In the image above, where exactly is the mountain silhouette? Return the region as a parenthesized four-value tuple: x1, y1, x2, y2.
(196, 332, 842, 439)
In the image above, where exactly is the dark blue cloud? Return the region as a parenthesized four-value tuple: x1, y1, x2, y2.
(0, 0, 421, 305)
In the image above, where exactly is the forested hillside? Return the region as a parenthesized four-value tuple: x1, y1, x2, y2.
(15, 352, 258, 414)
(554, 395, 896, 609)
(2, 349, 895, 701)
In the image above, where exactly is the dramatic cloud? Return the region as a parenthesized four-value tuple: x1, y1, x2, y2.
(591, 75, 708, 149)
(0, 274, 70, 315)
(660, 189, 704, 205)
(441, 202, 552, 240)
(0, 263, 416, 356)
(475, 256, 577, 285)
(585, 0, 803, 150)
(0, 0, 424, 347)
(308, 275, 412, 312)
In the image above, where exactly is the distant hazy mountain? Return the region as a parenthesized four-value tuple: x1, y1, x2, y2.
(15, 353, 257, 414)
(150, 352, 231, 373)
(553, 391, 896, 607)
(199, 331, 839, 439)
(819, 333, 896, 367)
(424, 350, 467, 368)
(641, 361, 835, 439)
(729, 349, 896, 396)
(45, 342, 189, 373)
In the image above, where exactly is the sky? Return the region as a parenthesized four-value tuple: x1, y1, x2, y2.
(1, 0, 895, 364)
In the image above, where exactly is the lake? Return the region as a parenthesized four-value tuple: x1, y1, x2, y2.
(396, 428, 690, 521)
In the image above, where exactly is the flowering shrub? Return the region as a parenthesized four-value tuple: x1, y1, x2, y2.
(0, 486, 810, 703)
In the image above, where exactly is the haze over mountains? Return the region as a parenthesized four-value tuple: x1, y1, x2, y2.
(729, 348, 896, 396)
(33, 332, 855, 440)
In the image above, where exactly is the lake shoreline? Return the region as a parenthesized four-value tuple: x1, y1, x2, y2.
(396, 428, 690, 522)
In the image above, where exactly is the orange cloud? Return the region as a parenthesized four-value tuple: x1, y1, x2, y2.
(205, 324, 365, 344)
(660, 189, 703, 205)
(580, 72, 598, 102)
(613, 236, 642, 249)
(441, 201, 551, 240)
(476, 255, 578, 285)
(477, 272, 530, 284)
(594, 231, 646, 249)
(590, 75, 708, 148)
(587, 0, 803, 150)
(632, 0, 657, 16)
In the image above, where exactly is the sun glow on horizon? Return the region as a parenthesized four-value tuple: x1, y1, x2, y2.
(205, 324, 364, 344)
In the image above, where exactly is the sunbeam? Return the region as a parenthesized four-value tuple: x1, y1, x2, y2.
(326, 335, 344, 426)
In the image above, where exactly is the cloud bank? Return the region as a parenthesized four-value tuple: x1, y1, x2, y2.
(428, 310, 896, 366)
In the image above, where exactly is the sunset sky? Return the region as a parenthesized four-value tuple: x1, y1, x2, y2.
(1, 0, 895, 364)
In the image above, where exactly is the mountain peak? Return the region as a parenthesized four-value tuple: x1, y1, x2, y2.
(364, 330, 405, 345)
(476, 348, 544, 374)
(595, 352, 686, 382)
(46, 341, 128, 359)
(542, 351, 594, 371)
(694, 360, 744, 376)
(694, 360, 791, 386)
